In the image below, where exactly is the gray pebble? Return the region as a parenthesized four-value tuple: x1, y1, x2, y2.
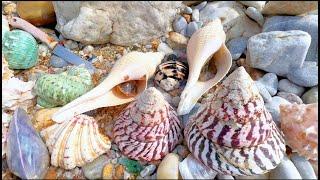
(269, 156, 302, 179)
(83, 45, 94, 54)
(140, 164, 156, 178)
(245, 7, 264, 26)
(194, 1, 207, 11)
(265, 96, 290, 127)
(255, 81, 272, 103)
(179, 28, 187, 36)
(217, 174, 234, 179)
(171, 96, 181, 108)
(184, 6, 193, 14)
(38, 44, 50, 56)
(64, 40, 79, 50)
(257, 73, 278, 96)
(82, 155, 109, 179)
(186, 21, 199, 37)
(302, 86, 318, 104)
(278, 79, 305, 96)
(226, 37, 248, 60)
(287, 62, 318, 87)
(291, 153, 317, 179)
(173, 15, 188, 32)
(192, 9, 200, 22)
(277, 92, 303, 104)
(196, 21, 203, 28)
(50, 55, 69, 68)
(157, 42, 174, 55)
(180, 103, 201, 128)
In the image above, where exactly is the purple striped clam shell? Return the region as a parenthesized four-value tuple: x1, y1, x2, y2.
(185, 67, 286, 176)
(113, 87, 182, 162)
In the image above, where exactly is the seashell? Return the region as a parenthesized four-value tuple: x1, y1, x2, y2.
(280, 103, 318, 161)
(40, 114, 111, 170)
(2, 77, 35, 111)
(31, 107, 60, 132)
(2, 29, 39, 69)
(7, 108, 50, 179)
(157, 153, 180, 179)
(113, 87, 182, 162)
(2, 55, 14, 81)
(154, 60, 189, 92)
(184, 67, 286, 176)
(2, 15, 10, 41)
(34, 66, 93, 108)
(52, 51, 164, 123)
(177, 18, 232, 115)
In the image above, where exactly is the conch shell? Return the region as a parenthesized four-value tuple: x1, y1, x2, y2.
(177, 18, 232, 115)
(40, 114, 111, 170)
(184, 67, 285, 176)
(52, 51, 164, 123)
(113, 87, 182, 162)
(280, 103, 318, 161)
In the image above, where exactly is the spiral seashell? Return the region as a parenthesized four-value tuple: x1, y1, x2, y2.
(184, 67, 286, 176)
(40, 114, 111, 170)
(2, 29, 39, 69)
(154, 60, 188, 92)
(113, 87, 182, 162)
(35, 66, 93, 108)
(2, 55, 14, 81)
(280, 103, 318, 161)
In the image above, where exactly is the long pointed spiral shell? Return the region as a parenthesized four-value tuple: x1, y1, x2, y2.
(185, 67, 285, 176)
(40, 114, 111, 170)
(113, 87, 182, 162)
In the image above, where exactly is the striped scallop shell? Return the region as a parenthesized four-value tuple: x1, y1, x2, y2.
(185, 67, 286, 176)
(280, 103, 318, 161)
(40, 114, 111, 170)
(113, 87, 182, 162)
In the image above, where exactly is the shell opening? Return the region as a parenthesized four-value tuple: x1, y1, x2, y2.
(198, 55, 217, 82)
(112, 80, 146, 98)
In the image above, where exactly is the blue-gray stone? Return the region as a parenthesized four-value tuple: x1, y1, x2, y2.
(277, 92, 303, 104)
(302, 86, 318, 104)
(265, 96, 290, 127)
(263, 15, 318, 63)
(217, 174, 234, 180)
(226, 37, 248, 60)
(194, 1, 207, 11)
(278, 79, 305, 96)
(269, 156, 302, 179)
(184, 6, 193, 14)
(287, 61, 318, 87)
(186, 21, 199, 37)
(254, 81, 272, 103)
(50, 55, 69, 68)
(196, 21, 203, 28)
(257, 73, 278, 96)
(192, 9, 200, 22)
(290, 153, 317, 180)
(82, 155, 109, 179)
(245, 7, 264, 26)
(181, 103, 201, 128)
(179, 27, 187, 36)
(173, 16, 188, 32)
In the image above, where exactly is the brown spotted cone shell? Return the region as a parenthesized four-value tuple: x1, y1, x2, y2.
(113, 87, 182, 162)
(185, 67, 286, 176)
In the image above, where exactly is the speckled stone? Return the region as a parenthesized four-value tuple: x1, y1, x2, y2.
(226, 37, 248, 60)
(278, 79, 305, 97)
(83, 155, 109, 179)
(287, 61, 318, 87)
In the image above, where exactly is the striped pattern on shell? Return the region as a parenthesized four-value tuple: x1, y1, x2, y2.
(113, 87, 182, 162)
(40, 114, 111, 170)
(35, 66, 93, 108)
(185, 67, 286, 176)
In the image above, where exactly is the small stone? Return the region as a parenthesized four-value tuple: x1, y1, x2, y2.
(184, 6, 193, 14)
(167, 31, 188, 49)
(44, 167, 58, 179)
(278, 79, 305, 96)
(245, 7, 264, 26)
(302, 86, 318, 104)
(38, 44, 50, 57)
(151, 39, 160, 50)
(145, 44, 152, 49)
(277, 92, 303, 104)
(140, 164, 156, 178)
(64, 40, 79, 50)
(118, 157, 143, 175)
(217, 174, 234, 180)
(83, 45, 94, 54)
(49, 55, 69, 68)
(239, 1, 266, 11)
(254, 81, 272, 103)
(159, 78, 180, 92)
(171, 96, 181, 108)
(265, 96, 290, 127)
(182, 14, 192, 23)
(290, 153, 317, 179)
(269, 156, 302, 179)
(192, 9, 200, 22)
(157, 42, 174, 55)
(262, 1, 318, 15)
(82, 155, 109, 179)
(157, 153, 180, 179)
(114, 164, 125, 179)
(226, 37, 248, 60)
(173, 15, 188, 32)
(195, 21, 203, 28)
(181, 103, 201, 128)
(287, 62, 318, 87)
(194, 1, 207, 11)
(102, 163, 114, 179)
(175, 145, 190, 159)
(186, 21, 199, 37)
(257, 73, 278, 96)
(4, 3, 16, 15)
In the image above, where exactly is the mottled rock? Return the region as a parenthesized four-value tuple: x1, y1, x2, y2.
(49, 55, 69, 68)
(245, 7, 264, 26)
(302, 86, 318, 104)
(278, 79, 305, 96)
(167, 31, 188, 49)
(265, 96, 290, 127)
(192, 9, 199, 22)
(82, 155, 109, 179)
(246, 30, 311, 77)
(157, 153, 180, 179)
(226, 37, 248, 60)
(269, 156, 302, 179)
(254, 81, 272, 103)
(257, 73, 278, 96)
(239, 1, 266, 11)
(287, 61, 318, 87)
(291, 153, 317, 179)
(173, 15, 188, 32)
(262, 1, 318, 15)
(277, 92, 303, 104)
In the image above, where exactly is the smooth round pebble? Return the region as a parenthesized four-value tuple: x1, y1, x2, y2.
(192, 9, 200, 22)
(255, 81, 272, 103)
(194, 1, 207, 11)
(257, 73, 278, 96)
(186, 21, 199, 37)
(49, 55, 69, 68)
(290, 153, 317, 179)
(269, 156, 302, 179)
(226, 37, 248, 60)
(82, 155, 109, 179)
(173, 16, 188, 32)
(140, 164, 156, 178)
(302, 86, 318, 104)
(287, 62, 318, 87)
(265, 96, 290, 127)
(245, 7, 264, 26)
(184, 6, 193, 14)
(217, 174, 234, 180)
(277, 92, 303, 104)
(157, 153, 180, 179)
(157, 42, 174, 55)
(278, 79, 305, 96)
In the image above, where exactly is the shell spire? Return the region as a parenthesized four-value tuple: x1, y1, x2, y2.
(184, 67, 285, 176)
(113, 87, 182, 162)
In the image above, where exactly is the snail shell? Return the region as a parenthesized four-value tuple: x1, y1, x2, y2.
(113, 87, 182, 162)
(184, 67, 285, 176)
(35, 66, 93, 108)
(40, 114, 111, 170)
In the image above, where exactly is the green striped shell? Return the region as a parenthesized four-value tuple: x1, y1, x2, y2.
(35, 66, 93, 108)
(2, 30, 38, 69)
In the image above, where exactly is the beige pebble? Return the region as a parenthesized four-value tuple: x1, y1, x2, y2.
(157, 153, 180, 179)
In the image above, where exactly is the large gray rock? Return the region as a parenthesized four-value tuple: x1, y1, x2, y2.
(53, 1, 182, 46)
(246, 30, 311, 77)
(263, 15, 318, 63)
(226, 37, 248, 60)
(287, 61, 318, 87)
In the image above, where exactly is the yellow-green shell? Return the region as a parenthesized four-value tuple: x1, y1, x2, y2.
(35, 66, 93, 108)
(2, 30, 39, 69)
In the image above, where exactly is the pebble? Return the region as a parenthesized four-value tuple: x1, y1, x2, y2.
(82, 155, 109, 179)
(167, 32, 188, 49)
(171, 96, 181, 108)
(217, 174, 234, 180)
(278, 79, 305, 96)
(165, 53, 179, 61)
(194, 1, 207, 11)
(287, 61, 318, 87)
(38, 44, 50, 57)
(64, 40, 79, 50)
(184, 6, 193, 14)
(226, 37, 248, 60)
(245, 7, 264, 26)
(269, 156, 302, 179)
(49, 55, 69, 68)
(195, 21, 203, 28)
(257, 73, 278, 96)
(239, 1, 266, 11)
(181, 103, 201, 128)
(173, 15, 188, 32)
(140, 164, 156, 178)
(290, 153, 317, 179)
(3, 3, 16, 15)
(254, 81, 272, 103)
(175, 145, 190, 159)
(302, 86, 318, 104)
(186, 21, 199, 37)
(192, 9, 200, 22)
(265, 96, 290, 127)
(159, 78, 180, 92)
(145, 44, 152, 49)
(157, 153, 180, 179)
(157, 42, 174, 55)
(83, 45, 94, 54)
(277, 92, 303, 104)
(262, 1, 318, 15)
